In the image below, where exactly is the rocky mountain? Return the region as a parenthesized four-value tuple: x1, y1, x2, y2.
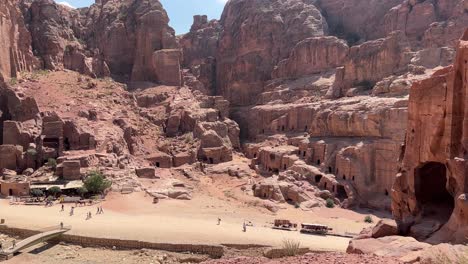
(0, 0, 466, 246)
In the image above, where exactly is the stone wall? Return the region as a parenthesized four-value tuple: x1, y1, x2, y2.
(0, 224, 224, 258)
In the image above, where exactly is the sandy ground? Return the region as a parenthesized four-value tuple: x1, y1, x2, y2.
(0, 183, 384, 252)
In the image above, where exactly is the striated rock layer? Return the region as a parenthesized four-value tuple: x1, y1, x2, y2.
(392, 30, 468, 244)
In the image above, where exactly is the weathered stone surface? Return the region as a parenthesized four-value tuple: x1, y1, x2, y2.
(272, 37, 349, 79)
(316, 0, 403, 41)
(372, 219, 399, 238)
(81, 0, 178, 82)
(216, 0, 328, 106)
(61, 160, 81, 180)
(135, 167, 156, 179)
(0, 0, 38, 80)
(153, 49, 182, 86)
(392, 31, 468, 243)
(25, 0, 80, 70)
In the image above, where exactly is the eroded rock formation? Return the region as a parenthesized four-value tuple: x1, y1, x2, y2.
(392, 30, 468, 244)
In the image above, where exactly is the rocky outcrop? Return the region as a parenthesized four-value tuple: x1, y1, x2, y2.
(82, 0, 178, 82)
(179, 16, 221, 94)
(392, 31, 468, 243)
(384, 0, 468, 47)
(0, 0, 37, 80)
(336, 31, 410, 94)
(272, 37, 349, 80)
(216, 0, 328, 106)
(24, 0, 80, 70)
(316, 0, 403, 42)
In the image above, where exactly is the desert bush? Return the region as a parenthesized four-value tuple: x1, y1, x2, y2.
(326, 198, 335, 208)
(364, 215, 373, 223)
(47, 158, 57, 169)
(9, 77, 17, 85)
(282, 238, 301, 256)
(84, 170, 112, 194)
(26, 148, 37, 156)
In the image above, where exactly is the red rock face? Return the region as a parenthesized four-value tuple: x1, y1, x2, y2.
(216, 0, 328, 106)
(81, 0, 178, 82)
(316, 0, 404, 41)
(392, 30, 468, 243)
(272, 36, 349, 80)
(0, 0, 37, 80)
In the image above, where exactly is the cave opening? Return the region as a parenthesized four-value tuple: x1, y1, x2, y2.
(156, 162, 160, 168)
(328, 167, 332, 173)
(315, 174, 322, 183)
(336, 185, 348, 200)
(414, 162, 454, 223)
(317, 159, 321, 165)
(64, 137, 71, 151)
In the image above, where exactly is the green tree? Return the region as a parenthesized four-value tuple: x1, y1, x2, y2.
(48, 186, 61, 197)
(84, 171, 111, 194)
(30, 189, 44, 197)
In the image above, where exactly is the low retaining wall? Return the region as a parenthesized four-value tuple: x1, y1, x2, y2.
(0, 225, 224, 258)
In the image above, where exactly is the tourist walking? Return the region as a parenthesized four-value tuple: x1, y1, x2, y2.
(243, 222, 247, 232)
(12, 240, 16, 249)
(96, 207, 100, 215)
(100, 206, 104, 214)
(70, 207, 74, 216)
(61, 204, 64, 212)
(60, 222, 63, 229)
(217, 218, 221, 225)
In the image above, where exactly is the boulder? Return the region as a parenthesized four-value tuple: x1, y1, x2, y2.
(372, 219, 399, 238)
(135, 167, 156, 179)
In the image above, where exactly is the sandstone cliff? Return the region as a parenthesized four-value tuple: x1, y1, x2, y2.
(392, 30, 468, 244)
(0, 0, 37, 80)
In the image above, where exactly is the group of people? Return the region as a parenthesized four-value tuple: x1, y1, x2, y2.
(60, 204, 104, 219)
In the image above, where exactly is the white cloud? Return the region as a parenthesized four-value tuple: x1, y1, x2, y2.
(57, 1, 76, 9)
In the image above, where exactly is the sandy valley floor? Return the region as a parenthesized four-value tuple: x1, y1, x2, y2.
(0, 174, 386, 253)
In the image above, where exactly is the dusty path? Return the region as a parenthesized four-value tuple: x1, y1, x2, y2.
(0, 192, 380, 251)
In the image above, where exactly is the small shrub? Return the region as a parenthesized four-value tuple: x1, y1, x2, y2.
(84, 170, 112, 194)
(294, 202, 300, 208)
(26, 148, 38, 156)
(326, 198, 335, 208)
(364, 215, 373, 223)
(281, 239, 301, 256)
(30, 189, 44, 197)
(9, 77, 17, 85)
(183, 133, 194, 143)
(47, 158, 57, 169)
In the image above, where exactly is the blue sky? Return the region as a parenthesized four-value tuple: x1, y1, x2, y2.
(54, 0, 226, 34)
